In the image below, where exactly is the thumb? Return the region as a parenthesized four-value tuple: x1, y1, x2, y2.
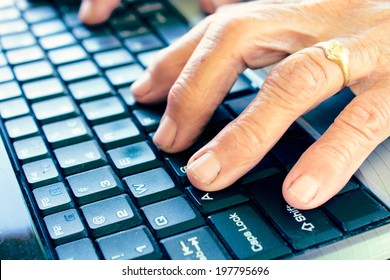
(79, 0, 120, 25)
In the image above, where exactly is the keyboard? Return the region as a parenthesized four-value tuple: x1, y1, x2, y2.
(1, 0, 389, 260)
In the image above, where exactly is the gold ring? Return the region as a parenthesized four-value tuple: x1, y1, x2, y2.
(314, 40, 350, 88)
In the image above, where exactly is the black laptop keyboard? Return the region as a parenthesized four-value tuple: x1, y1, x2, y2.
(1, 0, 389, 260)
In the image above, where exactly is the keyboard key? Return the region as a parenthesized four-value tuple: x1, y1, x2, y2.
(67, 165, 124, 205)
(271, 136, 313, 171)
(133, 107, 163, 132)
(57, 60, 99, 83)
(229, 75, 254, 96)
(94, 118, 144, 149)
(124, 167, 181, 206)
(33, 182, 73, 216)
(82, 35, 121, 53)
(48, 45, 87, 65)
(80, 96, 127, 125)
(124, 33, 164, 53)
(22, 158, 61, 188)
(94, 48, 134, 69)
(81, 194, 142, 237)
(118, 87, 136, 108)
(13, 60, 54, 82)
(0, 19, 28, 36)
(142, 195, 204, 239)
(13, 136, 48, 163)
(31, 19, 66, 37)
(239, 154, 283, 185)
(39, 32, 76, 50)
(246, 175, 342, 250)
(0, 66, 14, 83)
(23, 77, 65, 102)
(23, 6, 57, 23)
(105, 64, 144, 87)
(5, 115, 38, 140)
(32, 96, 79, 124)
(137, 49, 159, 68)
(109, 11, 140, 30)
(6, 45, 44, 65)
(72, 26, 110, 40)
(116, 25, 150, 40)
(0, 32, 36, 50)
(0, 97, 30, 120)
(224, 94, 256, 116)
(56, 238, 99, 260)
(44, 209, 87, 245)
(54, 140, 107, 175)
(0, 82, 22, 101)
(0, 7, 20, 23)
(186, 185, 249, 214)
(165, 151, 192, 184)
(42, 117, 93, 148)
(69, 77, 112, 102)
(161, 226, 231, 260)
(97, 226, 162, 260)
(323, 189, 390, 232)
(209, 204, 291, 259)
(154, 20, 188, 44)
(107, 140, 162, 177)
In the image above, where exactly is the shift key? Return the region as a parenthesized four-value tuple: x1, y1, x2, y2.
(209, 204, 291, 259)
(246, 175, 342, 250)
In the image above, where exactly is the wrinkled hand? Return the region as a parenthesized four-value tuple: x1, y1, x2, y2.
(79, 0, 390, 210)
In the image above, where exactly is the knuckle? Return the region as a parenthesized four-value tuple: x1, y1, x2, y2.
(336, 99, 390, 143)
(263, 51, 328, 106)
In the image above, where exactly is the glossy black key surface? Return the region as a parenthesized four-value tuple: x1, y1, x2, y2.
(94, 48, 134, 69)
(107, 140, 161, 177)
(13, 60, 54, 82)
(154, 20, 188, 44)
(161, 226, 231, 260)
(246, 175, 342, 250)
(81, 194, 142, 237)
(13, 136, 48, 163)
(224, 94, 256, 116)
(22, 158, 61, 188)
(105, 64, 144, 87)
(5, 115, 38, 140)
(39, 32, 76, 50)
(239, 154, 282, 185)
(0, 32, 36, 50)
(32, 96, 79, 124)
(6, 45, 44, 65)
(0, 97, 30, 120)
(0, 81, 22, 101)
(42, 117, 93, 148)
(323, 189, 390, 232)
(133, 107, 163, 132)
(81, 96, 127, 125)
(69, 77, 112, 102)
(82, 34, 121, 53)
(142, 195, 204, 239)
(48, 45, 87, 65)
(94, 118, 144, 149)
(209, 204, 291, 259)
(23, 77, 65, 102)
(54, 140, 107, 175)
(187, 185, 249, 214)
(164, 151, 191, 185)
(124, 33, 164, 53)
(57, 60, 99, 83)
(44, 209, 87, 245)
(56, 238, 99, 260)
(118, 87, 136, 108)
(33, 182, 73, 216)
(124, 167, 181, 206)
(97, 226, 162, 260)
(67, 165, 124, 205)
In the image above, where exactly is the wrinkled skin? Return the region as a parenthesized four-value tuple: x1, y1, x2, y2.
(79, 0, 390, 209)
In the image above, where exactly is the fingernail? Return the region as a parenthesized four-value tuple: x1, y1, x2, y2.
(153, 116, 177, 150)
(131, 72, 152, 97)
(287, 175, 319, 204)
(188, 152, 221, 185)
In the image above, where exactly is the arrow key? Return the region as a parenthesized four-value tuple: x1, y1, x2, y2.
(97, 226, 162, 260)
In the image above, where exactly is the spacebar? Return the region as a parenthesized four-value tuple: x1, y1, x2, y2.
(0, 135, 47, 259)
